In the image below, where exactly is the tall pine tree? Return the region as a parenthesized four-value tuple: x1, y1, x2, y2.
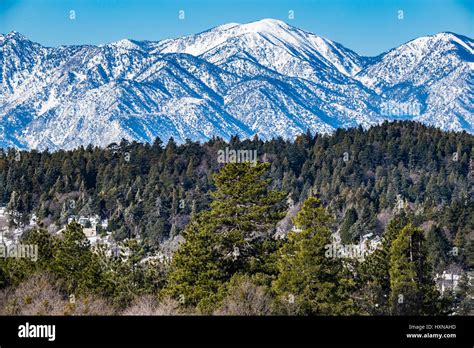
(165, 162, 285, 312)
(272, 197, 356, 315)
(388, 224, 441, 315)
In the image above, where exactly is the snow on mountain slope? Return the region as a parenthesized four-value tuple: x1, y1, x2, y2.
(355, 32, 473, 132)
(0, 20, 472, 150)
(2, 44, 253, 149)
(156, 19, 365, 81)
(356, 33, 473, 88)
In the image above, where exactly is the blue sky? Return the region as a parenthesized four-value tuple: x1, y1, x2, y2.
(0, 0, 472, 56)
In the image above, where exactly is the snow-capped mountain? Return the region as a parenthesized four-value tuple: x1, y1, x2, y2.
(355, 32, 474, 133)
(155, 19, 365, 79)
(0, 19, 472, 150)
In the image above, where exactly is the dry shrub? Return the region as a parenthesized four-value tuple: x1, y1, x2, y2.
(0, 273, 115, 315)
(65, 295, 115, 316)
(0, 287, 13, 315)
(2, 273, 66, 315)
(215, 276, 273, 316)
(122, 295, 180, 315)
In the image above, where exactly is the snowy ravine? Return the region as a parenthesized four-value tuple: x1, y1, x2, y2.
(0, 18, 473, 150)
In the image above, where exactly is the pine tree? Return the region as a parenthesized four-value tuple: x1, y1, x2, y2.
(453, 272, 473, 315)
(426, 225, 450, 271)
(340, 207, 358, 243)
(164, 215, 225, 311)
(22, 228, 55, 270)
(165, 162, 285, 312)
(209, 162, 285, 275)
(50, 222, 101, 294)
(357, 212, 409, 314)
(272, 197, 356, 315)
(388, 224, 441, 315)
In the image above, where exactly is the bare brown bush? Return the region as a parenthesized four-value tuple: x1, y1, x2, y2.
(214, 277, 273, 316)
(122, 295, 181, 315)
(64, 295, 115, 316)
(0, 287, 13, 315)
(1, 273, 66, 315)
(0, 273, 115, 315)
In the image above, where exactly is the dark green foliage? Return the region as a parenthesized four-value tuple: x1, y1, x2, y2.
(165, 162, 285, 312)
(356, 213, 410, 315)
(388, 224, 441, 315)
(340, 207, 358, 243)
(0, 121, 471, 246)
(453, 273, 473, 315)
(0, 121, 471, 315)
(49, 222, 100, 294)
(426, 225, 451, 270)
(0, 223, 165, 309)
(272, 197, 357, 315)
(164, 214, 225, 311)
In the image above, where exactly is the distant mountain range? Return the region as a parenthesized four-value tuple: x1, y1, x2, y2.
(1, 19, 473, 150)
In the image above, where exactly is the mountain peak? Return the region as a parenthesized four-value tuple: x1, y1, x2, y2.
(214, 22, 240, 31)
(0, 31, 31, 47)
(399, 31, 473, 56)
(0, 22, 472, 150)
(240, 18, 290, 32)
(107, 38, 144, 51)
(213, 18, 290, 33)
(431, 32, 473, 51)
(155, 18, 365, 77)
(431, 31, 467, 40)
(4, 31, 28, 41)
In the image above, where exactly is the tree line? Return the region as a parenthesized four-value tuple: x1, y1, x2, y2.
(0, 161, 471, 315)
(0, 121, 472, 315)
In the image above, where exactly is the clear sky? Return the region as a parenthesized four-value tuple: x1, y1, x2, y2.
(0, 0, 472, 56)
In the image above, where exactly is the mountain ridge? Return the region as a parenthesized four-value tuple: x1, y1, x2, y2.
(1, 19, 472, 150)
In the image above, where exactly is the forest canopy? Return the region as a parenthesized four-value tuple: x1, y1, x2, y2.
(0, 121, 472, 315)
